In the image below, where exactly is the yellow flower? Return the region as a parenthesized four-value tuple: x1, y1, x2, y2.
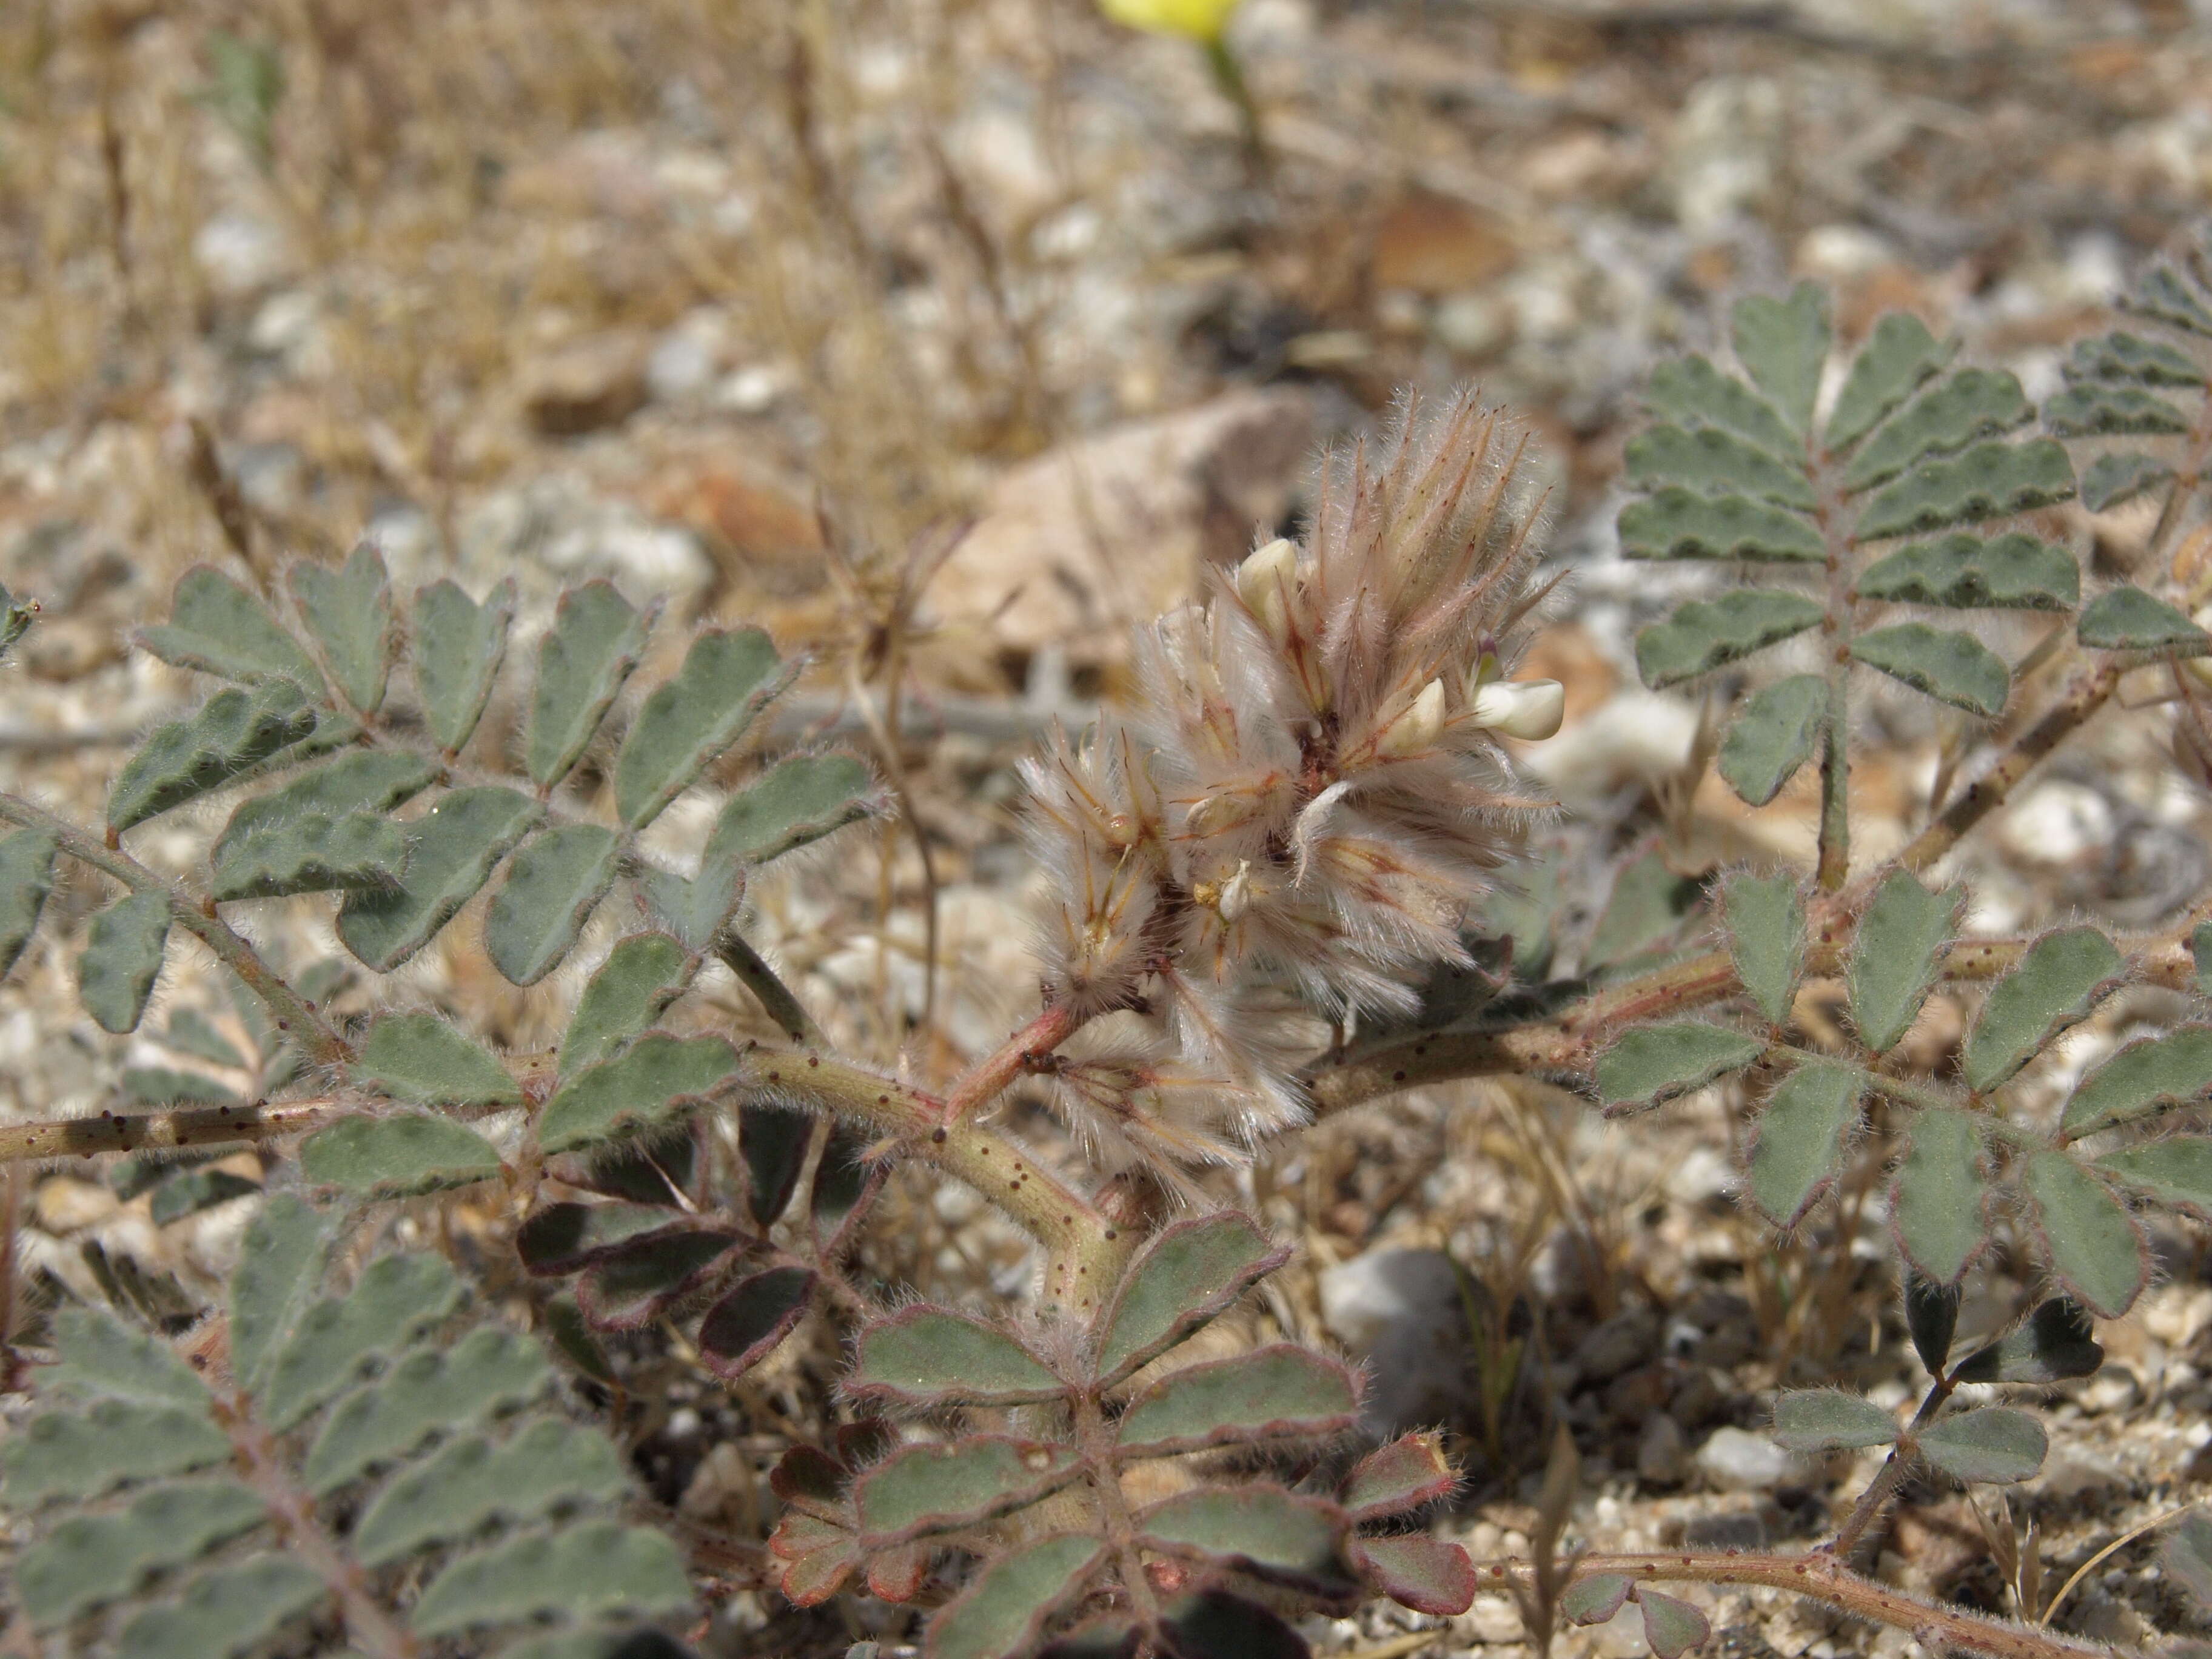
(1099, 0, 1243, 43)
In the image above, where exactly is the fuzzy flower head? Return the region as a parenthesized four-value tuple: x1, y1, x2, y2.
(1024, 391, 1561, 1179)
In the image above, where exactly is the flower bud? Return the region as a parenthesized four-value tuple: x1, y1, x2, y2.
(1235, 537, 1299, 648)
(1469, 677, 1565, 741)
(1217, 859, 1255, 920)
(1375, 679, 1447, 759)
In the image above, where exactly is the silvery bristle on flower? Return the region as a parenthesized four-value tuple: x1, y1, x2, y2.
(1018, 388, 1555, 1179)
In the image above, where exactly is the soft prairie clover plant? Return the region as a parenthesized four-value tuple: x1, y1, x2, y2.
(11, 244, 2212, 1659)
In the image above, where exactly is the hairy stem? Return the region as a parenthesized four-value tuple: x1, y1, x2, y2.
(1815, 463, 1854, 892)
(0, 791, 349, 1068)
(941, 1001, 1086, 1125)
(722, 1045, 1130, 1314)
(1894, 660, 2122, 877)
(223, 1395, 418, 1659)
(718, 932, 825, 1047)
(1830, 1367, 1958, 1560)
(0, 1098, 347, 1164)
(1483, 1550, 2108, 1659)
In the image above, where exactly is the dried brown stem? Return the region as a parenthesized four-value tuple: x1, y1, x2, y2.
(0, 791, 350, 1069)
(1481, 1550, 2110, 1659)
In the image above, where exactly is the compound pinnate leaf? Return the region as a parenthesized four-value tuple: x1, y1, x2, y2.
(1637, 1587, 1712, 1659)
(1618, 488, 1824, 563)
(2078, 586, 2211, 655)
(1855, 532, 2078, 612)
(1771, 1389, 1897, 1453)
(1138, 1485, 1351, 1597)
(614, 626, 789, 828)
(1344, 1432, 1457, 1521)
(301, 1327, 551, 1494)
(572, 1227, 742, 1331)
(2065, 329, 2206, 387)
(2126, 264, 2212, 336)
(1350, 1533, 1477, 1617)
(298, 1113, 503, 1196)
(528, 581, 652, 788)
(113, 1555, 325, 1659)
(1906, 1275, 1961, 1376)
(1721, 871, 1805, 1027)
(1848, 870, 1962, 1054)
(229, 1193, 332, 1396)
(211, 809, 407, 900)
(1841, 368, 2031, 492)
(742, 1102, 811, 1227)
(1595, 1023, 1762, 1113)
(707, 751, 876, 868)
(17, 1478, 266, 1624)
(1643, 355, 1798, 459)
(288, 542, 394, 714)
(1718, 675, 1825, 806)
(850, 1307, 1065, 1408)
(486, 823, 620, 985)
(259, 1252, 465, 1429)
(2164, 1513, 2212, 1617)
(1962, 925, 2123, 1091)
(213, 748, 436, 857)
(855, 1438, 1080, 1544)
(1854, 439, 2074, 541)
(2080, 451, 2175, 512)
(928, 1535, 1104, 1659)
(697, 1266, 817, 1379)
(517, 1201, 685, 1276)
(47, 1305, 210, 1409)
(1954, 1299, 2103, 1386)
(537, 1033, 739, 1155)
(2023, 1151, 2147, 1318)
(139, 565, 325, 693)
(354, 1011, 520, 1107)
(1635, 591, 1823, 689)
(1915, 1407, 2048, 1484)
(79, 891, 172, 1033)
(0, 1400, 230, 1506)
(1731, 283, 1828, 435)
(1094, 1211, 1287, 1386)
(1116, 1345, 1359, 1457)
(2099, 1139, 2212, 1218)
(1825, 312, 1953, 452)
(1561, 1574, 1635, 1626)
(1892, 1111, 1989, 1285)
(409, 1521, 692, 1637)
(1850, 623, 2009, 716)
(0, 830, 58, 979)
(338, 786, 541, 971)
(1747, 1058, 1865, 1227)
(413, 577, 515, 753)
(108, 682, 318, 831)
(2043, 383, 2190, 437)
(561, 931, 692, 1076)
(637, 857, 746, 953)
(1624, 424, 1816, 509)
(353, 1418, 629, 1566)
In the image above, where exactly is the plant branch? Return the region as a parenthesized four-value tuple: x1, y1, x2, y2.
(718, 932, 826, 1047)
(0, 1098, 347, 1164)
(1816, 470, 1854, 893)
(0, 791, 349, 1068)
(1481, 1550, 2110, 1659)
(941, 1000, 1087, 1125)
(722, 1044, 1131, 1314)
